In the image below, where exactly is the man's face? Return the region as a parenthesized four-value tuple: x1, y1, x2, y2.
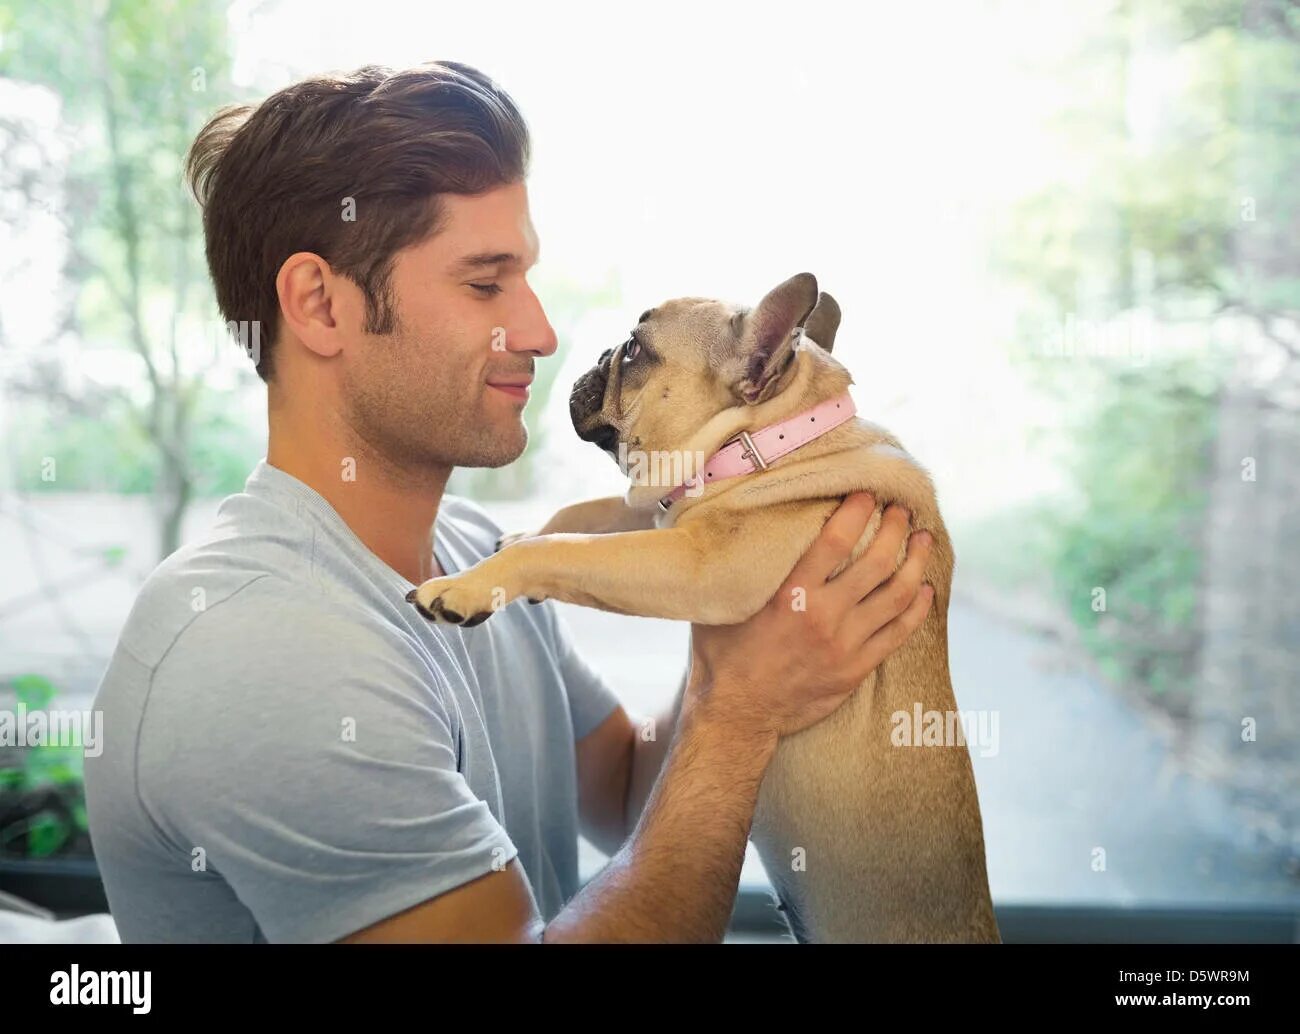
(341, 179, 558, 474)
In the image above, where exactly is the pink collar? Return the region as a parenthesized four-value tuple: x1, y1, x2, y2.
(658, 390, 857, 511)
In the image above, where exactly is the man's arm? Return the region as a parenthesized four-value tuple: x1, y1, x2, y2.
(342, 493, 934, 942)
(625, 667, 687, 840)
(572, 666, 685, 857)
(572, 665, 686, 853)
(345, 669, 772, 944)
(546, 674, 776, 942)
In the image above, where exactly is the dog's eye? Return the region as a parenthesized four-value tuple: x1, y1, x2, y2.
(622, 337, 641, 362)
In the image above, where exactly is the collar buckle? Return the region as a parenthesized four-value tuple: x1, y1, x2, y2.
(727, 429, 769, 472)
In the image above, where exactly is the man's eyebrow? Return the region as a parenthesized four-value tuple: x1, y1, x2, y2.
(448, 250, 539, 275)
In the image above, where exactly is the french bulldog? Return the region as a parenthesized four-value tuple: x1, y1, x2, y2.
(408, 272, 1000, 943)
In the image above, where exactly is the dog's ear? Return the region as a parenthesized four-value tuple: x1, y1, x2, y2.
(802, 291, 841, 354)
(733, 272, 819, 405)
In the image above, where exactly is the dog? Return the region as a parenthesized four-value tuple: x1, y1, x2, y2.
(408, 272, 1001, 943)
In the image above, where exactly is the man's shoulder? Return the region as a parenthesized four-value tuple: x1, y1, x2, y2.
(128, 561, 418, 675)
(100, 563, 445, 758)
(109, 517, 315, 671)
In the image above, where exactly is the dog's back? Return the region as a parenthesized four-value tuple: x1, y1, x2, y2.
(748, 427, 1001, 943)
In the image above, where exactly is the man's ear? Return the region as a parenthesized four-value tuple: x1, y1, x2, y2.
(733, 272, 819, 404)
(277, 251, 343, 359)
(802, 291, 841, 354)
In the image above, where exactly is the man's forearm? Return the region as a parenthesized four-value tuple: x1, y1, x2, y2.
(623, 665, 689, 839)
(544, 680, 777, 943)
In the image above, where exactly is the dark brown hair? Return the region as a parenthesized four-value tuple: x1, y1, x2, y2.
(185, 61, 531, 382)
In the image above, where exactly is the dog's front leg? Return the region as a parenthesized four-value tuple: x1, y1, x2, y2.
(496, 496, 658, 551)
(409, 511, 819, 626)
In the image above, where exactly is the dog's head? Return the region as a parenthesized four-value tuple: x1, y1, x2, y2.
(569, 272, 843, 467)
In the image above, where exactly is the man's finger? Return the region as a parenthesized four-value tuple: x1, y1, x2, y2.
(851, 583, 935, 676)
(827, 503, 914, 605)
(846, 530, 934, 644)
(782, 491, 876, 591)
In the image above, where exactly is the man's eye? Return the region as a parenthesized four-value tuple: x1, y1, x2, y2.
(622, 338, 641, 361)
(470, 283, 503, 296)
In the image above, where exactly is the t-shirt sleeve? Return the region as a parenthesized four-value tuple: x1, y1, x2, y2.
(544, 602, 624, 740)
(138, 587, 524, 944)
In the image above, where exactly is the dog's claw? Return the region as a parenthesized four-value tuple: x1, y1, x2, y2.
(407, 593, 437, 622)
(407, 579, 511, 626)
(407, 588, 448, 622)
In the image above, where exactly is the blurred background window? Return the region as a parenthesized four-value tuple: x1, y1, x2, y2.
(0, 0, 1296, 933)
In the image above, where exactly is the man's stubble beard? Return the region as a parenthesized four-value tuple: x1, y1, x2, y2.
(343, 321, 530, 477)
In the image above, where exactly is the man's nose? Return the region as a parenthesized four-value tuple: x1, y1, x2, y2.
(505, 283, 558, 357)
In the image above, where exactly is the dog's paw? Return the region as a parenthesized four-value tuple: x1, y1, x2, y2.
(405, 574, 513, 627)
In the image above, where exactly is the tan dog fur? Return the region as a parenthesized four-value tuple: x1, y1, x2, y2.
(410, 273, 1000, 943)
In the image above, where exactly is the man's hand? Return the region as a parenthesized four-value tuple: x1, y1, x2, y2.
(687, 491, 934, 738)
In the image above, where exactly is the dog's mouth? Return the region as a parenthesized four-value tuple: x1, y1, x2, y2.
(576, 421, 619, 453)
(569, 377, 613, 448)
(570, 348, 621, 452)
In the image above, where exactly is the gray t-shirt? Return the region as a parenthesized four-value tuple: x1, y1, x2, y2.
(84, 459, 622, 943)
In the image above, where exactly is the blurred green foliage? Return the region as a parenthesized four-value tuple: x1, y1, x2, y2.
(1042, 361, 1220, 713)
(7, 391, 262, 496)
(0, 674, 89, 859)
(0, 0, 253, 556)
(992, 0, 1300, 707)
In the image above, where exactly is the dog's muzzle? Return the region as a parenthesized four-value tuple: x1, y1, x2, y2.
(570, 348, 618, 451)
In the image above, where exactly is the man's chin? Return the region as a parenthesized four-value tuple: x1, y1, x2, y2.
(459, 421, 528, 469)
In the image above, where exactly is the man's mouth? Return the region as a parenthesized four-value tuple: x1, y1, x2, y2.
(487, 376, 533, 402)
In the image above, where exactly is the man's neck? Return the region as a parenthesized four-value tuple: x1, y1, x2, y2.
(267, 434, 452, 587)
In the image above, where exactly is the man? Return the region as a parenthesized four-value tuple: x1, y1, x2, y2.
(84, 61, 934, 943)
